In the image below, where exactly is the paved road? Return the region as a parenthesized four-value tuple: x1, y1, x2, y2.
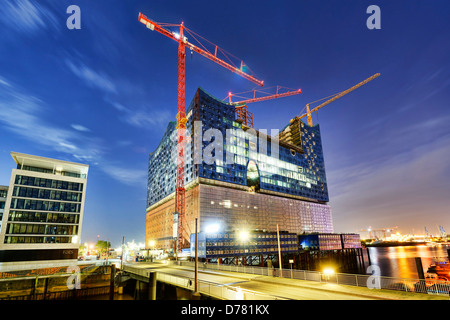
(124, 262, 446, 300)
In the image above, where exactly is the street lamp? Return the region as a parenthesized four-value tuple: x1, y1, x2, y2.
(238, 230, 250, 266)
(322, 267, 335, 281)
(238, 230, 250, 242)
(205, 223, 220, 234)
(120, 236, 125, 270)
(193, 218, 201, 298)
(148, 240, 156, 262)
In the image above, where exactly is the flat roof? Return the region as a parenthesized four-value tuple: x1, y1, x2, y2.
(11, 152, 89, 176)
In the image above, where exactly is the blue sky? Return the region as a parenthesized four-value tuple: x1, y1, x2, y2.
(0, 1, 449, 247)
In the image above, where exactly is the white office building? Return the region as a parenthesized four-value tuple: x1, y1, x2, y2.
(0, 185, 8, 232)
(0, 152, 88, 268)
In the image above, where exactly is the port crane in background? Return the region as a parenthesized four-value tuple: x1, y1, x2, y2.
(295, 73, 380, 127)
(426, 225, 447, 239)
(225, 86, 302, 128)
(138, 12, 264, 254)
(438, 225, 447, 238)
(360, 226, 398, 240)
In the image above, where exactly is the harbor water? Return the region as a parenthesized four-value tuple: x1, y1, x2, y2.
(364, 244, 450, 279)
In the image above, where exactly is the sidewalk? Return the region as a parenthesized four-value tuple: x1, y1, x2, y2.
(195, 266, 449, 300)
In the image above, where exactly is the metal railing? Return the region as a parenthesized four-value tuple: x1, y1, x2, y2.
(175, 261, 450, 297)
(123, 264, 286, 300)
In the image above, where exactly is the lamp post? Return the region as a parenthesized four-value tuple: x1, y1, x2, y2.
(149, 240, 156, 262)
(193, 218, 201, 298)
(289, 259, 294, 279)
(106, 238, 110, 264)
(120, 236, 124, 270)
(239, 230, 250, 267)
(277, 224, 283, 278)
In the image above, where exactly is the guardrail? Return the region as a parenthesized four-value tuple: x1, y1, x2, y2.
(175, 261, 450, 297)
(122, 264, 286, 300)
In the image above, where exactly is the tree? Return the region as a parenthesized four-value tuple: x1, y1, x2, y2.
(78, 243, 87, 257)
(96, 240, 111, 257)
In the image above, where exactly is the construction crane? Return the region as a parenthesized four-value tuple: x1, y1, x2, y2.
(138, 12, 264, 254)
(224, 86, 302, 128)
(438, 225, 447, 238)
(360, 226, 398, 240)
(295, 73, 380, 127)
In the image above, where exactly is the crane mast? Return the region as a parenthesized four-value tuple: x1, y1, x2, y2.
(139, 13, 263, 254)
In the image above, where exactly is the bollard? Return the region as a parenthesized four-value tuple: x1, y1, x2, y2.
(415, 257, 427, 293)
(415, 257, 425, 280)
(148, 272, 157, 300)
(109, 264, 116, 300)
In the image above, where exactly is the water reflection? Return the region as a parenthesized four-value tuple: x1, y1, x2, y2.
(365, 244, 449, 279)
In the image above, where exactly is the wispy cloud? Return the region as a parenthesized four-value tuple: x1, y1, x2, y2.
(0, 76, 145, 185)
(65, 59, 117, 94)
(0, 79, 96, 158)
(63, 51, 171, 131)
(124, 109, 172, 128)
(0, 0, 59, 35)
(107, 99, 172, 129)
(99, 164, 147, 186)
(0, 77, 12, 87)
(71, 124, 91, 132)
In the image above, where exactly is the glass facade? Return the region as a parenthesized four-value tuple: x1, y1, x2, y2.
(0, 186, 7, 232)
(190, 230, 298, 259)
(341, 234, 362, 249)
(298, 233, 361, 251)
(19, 165, 86, 179)
(2, 173, 85, 245)
(147, 122, 177, 206)
(198, 184, 333, 235)
(146, 88, 334, 248)
(14, 175, 84, 191)
(147, 87, 329, 208)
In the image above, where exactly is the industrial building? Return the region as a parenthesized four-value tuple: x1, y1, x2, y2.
(190, 230, 298, 264)
(0, 152, 89, 268)
(146, 88, 334, 252)
(298, 233, 362, 251)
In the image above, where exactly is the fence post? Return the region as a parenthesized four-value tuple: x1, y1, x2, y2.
(109, 264, 116, 300)
(30, 276, 38, 300)
(43, 277, 49, 300)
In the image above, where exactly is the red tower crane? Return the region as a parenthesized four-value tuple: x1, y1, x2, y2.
(138, 12, 264, 254)
(225, 86, 302, 128)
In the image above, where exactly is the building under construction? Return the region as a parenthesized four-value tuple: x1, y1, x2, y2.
(146, 87, 334, 253)
(139, 12, 376, 271)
